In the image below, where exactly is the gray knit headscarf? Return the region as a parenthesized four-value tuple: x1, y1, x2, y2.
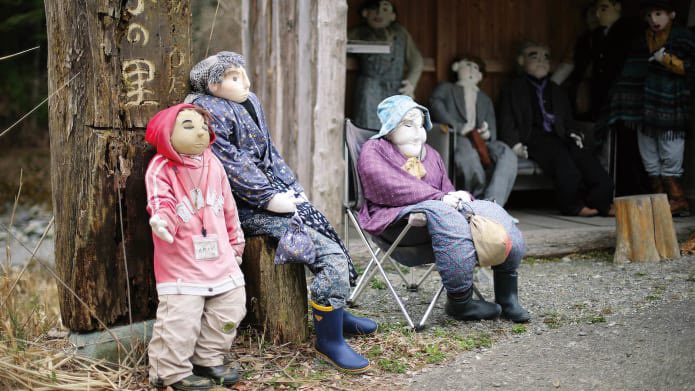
(184, 51, 246, 103)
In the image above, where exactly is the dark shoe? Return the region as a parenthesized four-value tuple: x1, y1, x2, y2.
(312, 301, 370, 373)
(445, 288, 501, 321)
(649, 176, 664, 194)
(170, 374, 214, 391)
(493, 271, 531, 323)
(343, 310, 378, 336)
(663, 176, 691, 217)
(192, 364, 239, 386)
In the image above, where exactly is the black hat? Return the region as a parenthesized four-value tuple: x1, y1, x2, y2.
(640, 0, 675, 11)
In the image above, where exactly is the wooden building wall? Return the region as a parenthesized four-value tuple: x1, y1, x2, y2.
(346, 0, 592, 115)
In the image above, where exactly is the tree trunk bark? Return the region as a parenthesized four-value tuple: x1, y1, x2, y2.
(241, 235, 308, 344)
(45, 0, 191, 331)
(614, 194, 680, 263)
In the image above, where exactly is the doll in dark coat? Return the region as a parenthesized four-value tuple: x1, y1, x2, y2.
(498, 42, 614, 217)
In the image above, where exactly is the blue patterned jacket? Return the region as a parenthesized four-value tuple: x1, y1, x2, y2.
(191, 93, 304, 209)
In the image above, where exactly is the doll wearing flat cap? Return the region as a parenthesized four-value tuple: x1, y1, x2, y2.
(144, 104, 246, 390)
(357, 95, 530, 323)
(185, 51, 376, 373)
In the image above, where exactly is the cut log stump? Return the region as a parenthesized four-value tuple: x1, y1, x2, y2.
(613, 194, 680, 263)
(241, 235, 308, 344)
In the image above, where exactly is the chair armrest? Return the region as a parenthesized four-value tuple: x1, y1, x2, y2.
(407, 212, 427, 227)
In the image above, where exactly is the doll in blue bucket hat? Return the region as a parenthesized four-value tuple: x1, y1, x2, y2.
(357, 95, 531, 323)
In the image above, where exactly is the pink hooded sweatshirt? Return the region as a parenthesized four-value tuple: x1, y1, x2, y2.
(145, 103, 245, 296)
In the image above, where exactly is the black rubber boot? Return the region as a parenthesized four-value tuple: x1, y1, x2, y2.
(169, 374, 213, 391)
(493, 270, 531, 323)
(445, 288, 501, 321)
(192, 364, 239, 386)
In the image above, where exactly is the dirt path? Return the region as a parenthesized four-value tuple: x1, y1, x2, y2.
(408, 299, 695, 390)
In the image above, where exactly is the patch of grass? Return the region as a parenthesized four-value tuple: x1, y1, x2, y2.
(542, 312, 564, 329)
(686, 274, 695, 282)
(572, 302, 588, 310)
(571, 250, 613, 262)
(587, 315, 606, 324)
(453, 333, 493, 350)
(646, 285, 665, 302)
(378, 358, 408, 373)
(511, 324, 527, 334)
(634, 272, 647, 277)
(423, 344, 446, 364)
(370, 279, 386, 290)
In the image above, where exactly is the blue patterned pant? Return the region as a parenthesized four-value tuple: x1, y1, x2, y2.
(397, 200, 524, 294)
(239, 209, 350, 308)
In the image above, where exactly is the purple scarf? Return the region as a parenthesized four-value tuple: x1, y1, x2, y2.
(527, 77, 555, 132)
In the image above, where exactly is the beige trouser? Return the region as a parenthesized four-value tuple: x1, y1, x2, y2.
(148, 287, 247, 386)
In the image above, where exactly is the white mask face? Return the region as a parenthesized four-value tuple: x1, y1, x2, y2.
(455, 60, 482, 85)
(209, 66, 251, 103)
(645, 9, 675, 32)
(386, 108, 426, 158)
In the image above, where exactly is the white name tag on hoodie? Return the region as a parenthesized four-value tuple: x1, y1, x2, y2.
(193, 234, 219, 260)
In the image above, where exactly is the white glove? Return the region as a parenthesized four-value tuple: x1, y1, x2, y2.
(441, 194, 460, 209)
(149, 215, 174, 243)
(235, 256, 243, 265)
(569, 132, 584, 149)
(398, 80, 415, 97)
(449, 190, 473, 204)
(478, 121, 491, 140)
(512, 142, 529, 159)
(459, 123, 475, 136)
(648, 47, 666, 62)
(266, 191, 300, 213)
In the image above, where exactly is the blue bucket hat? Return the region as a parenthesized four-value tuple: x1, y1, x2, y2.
(372, 95, 433, 139)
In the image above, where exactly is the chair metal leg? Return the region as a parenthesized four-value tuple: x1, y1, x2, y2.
(416, 284, 445, 331)
(346, 210, 418, 329)
(348, 249, 379, 305)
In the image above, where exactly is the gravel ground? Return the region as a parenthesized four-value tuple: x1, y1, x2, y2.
(4, 205, 695, 390)
(346, 251, 695, 390)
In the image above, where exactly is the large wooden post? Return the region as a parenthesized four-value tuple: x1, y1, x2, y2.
(45, 0, 191, 331)
(242, 0, 347, 229)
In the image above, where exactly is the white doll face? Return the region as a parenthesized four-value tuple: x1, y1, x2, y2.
(454, 60, 482, 85)
(386, 108, 427, 158)
(363, 0, 396, 29)
(595, 0, 621, 28)
(209, 66, 251, 103)
(519, 46, 550, 79)
(171, 109, 210, 156)
(645, 9, 675, 32)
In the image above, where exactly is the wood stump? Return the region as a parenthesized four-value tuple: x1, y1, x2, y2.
(613, 194, 680, 263)
(241, 235, 308, 344)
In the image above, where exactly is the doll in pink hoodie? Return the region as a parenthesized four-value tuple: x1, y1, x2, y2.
(144, 103, 246, 390)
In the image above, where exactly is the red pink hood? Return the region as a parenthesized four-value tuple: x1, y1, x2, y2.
(145, 103, 216, 164)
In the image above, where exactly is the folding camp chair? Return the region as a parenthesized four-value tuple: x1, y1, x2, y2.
(342, 119, 484, 330)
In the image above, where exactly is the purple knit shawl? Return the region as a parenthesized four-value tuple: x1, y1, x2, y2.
(357, 139, 455, 235)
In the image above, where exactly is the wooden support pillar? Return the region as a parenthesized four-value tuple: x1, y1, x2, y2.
(241, 235, 308, 344)
(613, 194, 680, 263)
(45, 0, 192, 331)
